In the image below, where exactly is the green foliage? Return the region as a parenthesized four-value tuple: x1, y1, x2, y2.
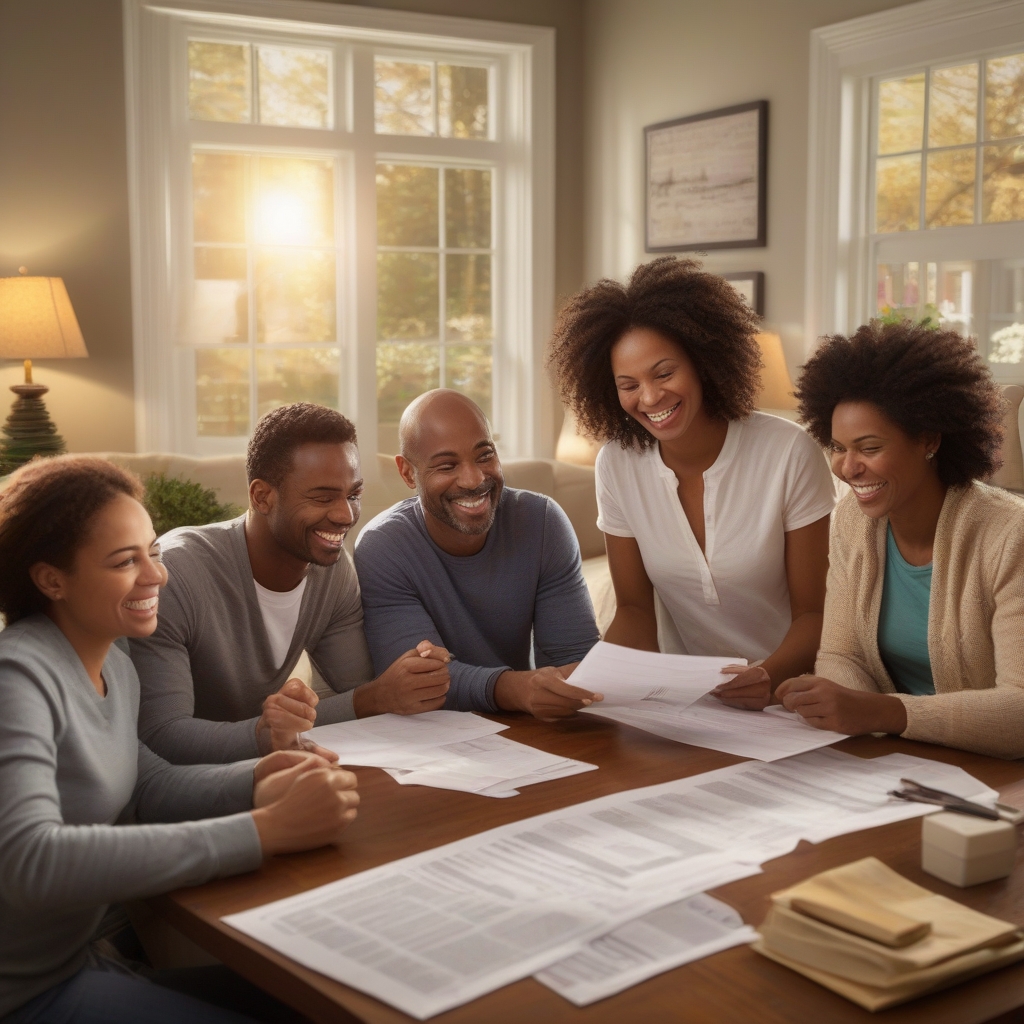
(876, 305, 941, 330)
(143, 473, 241, 537)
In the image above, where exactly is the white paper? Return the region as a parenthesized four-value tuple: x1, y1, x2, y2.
(223, 749, 990, 1019)
(307, 712, 596, 796)
(584, 694, 848, 761)
(308, 711, 507, 770)
(380, 734, 597, 796)
(535, 890, 759, 1006)
(571, 641, 743, 709)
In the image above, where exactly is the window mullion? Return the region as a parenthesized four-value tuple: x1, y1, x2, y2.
(438, 164, 446, 390)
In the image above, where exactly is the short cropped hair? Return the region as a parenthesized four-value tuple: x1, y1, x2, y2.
(548, 256, 763, 450)
(796, 320, 1004, 487)
(0, 456, 144, 625)
(246, 403, 357, 487)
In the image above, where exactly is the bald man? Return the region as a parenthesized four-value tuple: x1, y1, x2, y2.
(353, 390, 602, 718)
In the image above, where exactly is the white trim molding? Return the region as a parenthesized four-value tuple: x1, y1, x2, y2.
(806, 0, 1024, 352)
(123, 0, 555, 458)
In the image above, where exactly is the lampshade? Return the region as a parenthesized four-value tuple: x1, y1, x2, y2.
(555, 407, 603, 466)
(0, 276, 88, 360)
(755, 331, 798, 411)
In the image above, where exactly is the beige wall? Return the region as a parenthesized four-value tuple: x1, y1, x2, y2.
(0, 0, 136, 452)
(582, 0, 915, 372)
(0, 0, 584, 454)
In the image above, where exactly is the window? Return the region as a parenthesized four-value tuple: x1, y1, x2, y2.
(870, 53, 1024, 371)
(807, 1, 1024, 381)
(124, 1, 554, 459)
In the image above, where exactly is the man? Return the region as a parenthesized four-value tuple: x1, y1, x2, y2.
(132, 403, 450, 764)
(353, 389, 602, 718)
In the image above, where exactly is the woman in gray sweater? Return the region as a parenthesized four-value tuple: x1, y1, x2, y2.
(0, 456, 360, 1023)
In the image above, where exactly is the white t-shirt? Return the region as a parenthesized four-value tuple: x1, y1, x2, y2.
(595, 412, 836, 662)
(253, 576, 308, 670)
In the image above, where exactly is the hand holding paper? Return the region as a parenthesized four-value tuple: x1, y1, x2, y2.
(571, 641, 744, 709)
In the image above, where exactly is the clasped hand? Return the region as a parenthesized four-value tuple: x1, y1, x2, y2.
(353, 640, 452, 717)
(251, 749, 359, 855)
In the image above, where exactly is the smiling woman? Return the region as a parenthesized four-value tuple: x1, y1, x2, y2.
(549, 257, 836, 708)
(0, 455, 361, 1022)
(778, 321, 1024, 759)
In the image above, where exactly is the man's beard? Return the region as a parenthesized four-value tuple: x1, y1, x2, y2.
(425, 480, 499, 536)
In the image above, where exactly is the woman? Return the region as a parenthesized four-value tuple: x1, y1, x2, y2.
(0, 456, 360, 1023)
(776, 319, 1024, 759)
(549, 257, 835, 707)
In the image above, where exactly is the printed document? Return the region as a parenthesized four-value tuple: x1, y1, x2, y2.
(307, 711, 595, 796)
(571, 641, 742, 708)
(584, 694, 848, 761)
(535, 891, 759, 1006)
(223, 748, 989, 1018)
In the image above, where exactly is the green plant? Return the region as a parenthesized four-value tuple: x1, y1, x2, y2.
(143, 473, 242, 536)
(876, 304, 941, 330)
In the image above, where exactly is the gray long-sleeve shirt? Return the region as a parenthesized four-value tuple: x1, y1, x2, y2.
(131, 516, 374, 764)
(0, 615, 262, 1017)
(353, 488, 600, 712)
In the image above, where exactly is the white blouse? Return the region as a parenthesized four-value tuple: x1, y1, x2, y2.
(595, 412, 836, 662)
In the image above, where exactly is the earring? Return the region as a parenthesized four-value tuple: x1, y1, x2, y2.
(925, 452, 935, 460)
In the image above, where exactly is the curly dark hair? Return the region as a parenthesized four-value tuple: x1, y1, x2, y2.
(548, 257, 763, 449)
(0, 456, 144, 625)
(246, 402, 357, 487)
(795, 320, 1004, 487)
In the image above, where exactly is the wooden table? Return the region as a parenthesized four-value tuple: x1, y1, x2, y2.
(151, 714, 1024, 1023)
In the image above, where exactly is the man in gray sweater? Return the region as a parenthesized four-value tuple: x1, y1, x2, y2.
(132, 404, 451, 765)
(354, 391, 602, 717)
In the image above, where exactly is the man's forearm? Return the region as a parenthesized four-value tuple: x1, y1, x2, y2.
(142, 715, 262, 765)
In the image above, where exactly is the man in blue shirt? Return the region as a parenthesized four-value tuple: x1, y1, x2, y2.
(354, 390, 602, 717)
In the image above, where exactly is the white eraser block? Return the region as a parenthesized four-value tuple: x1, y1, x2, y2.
(922, 812, 1017, 888)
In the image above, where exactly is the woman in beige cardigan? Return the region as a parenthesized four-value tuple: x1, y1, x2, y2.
(776, 320, 1024, 759)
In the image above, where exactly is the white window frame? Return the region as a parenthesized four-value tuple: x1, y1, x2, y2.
(806, 0, 1024, 358)
(123, 0, 555, 464)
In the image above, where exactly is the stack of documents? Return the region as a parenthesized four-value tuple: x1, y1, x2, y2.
(755, 857, 1024, 1010)
(224, 748, 997, 1018)
(574, 641, 848, 761)
(308, 711, 596, 797)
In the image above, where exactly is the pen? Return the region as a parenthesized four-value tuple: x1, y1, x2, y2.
(888, 778, 1001, 821)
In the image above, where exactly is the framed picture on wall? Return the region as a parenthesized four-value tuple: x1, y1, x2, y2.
(645, 100, 768, 252)
(722, 271, 765, 316)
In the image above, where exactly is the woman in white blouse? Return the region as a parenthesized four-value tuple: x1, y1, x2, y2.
(549, 257, 835, 708)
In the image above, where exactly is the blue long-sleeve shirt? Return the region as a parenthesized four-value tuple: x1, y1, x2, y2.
(353, 488, 600, 712)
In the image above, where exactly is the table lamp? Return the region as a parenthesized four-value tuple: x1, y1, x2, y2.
(0, 270, 88, 473)
(755, 331, 798, 411)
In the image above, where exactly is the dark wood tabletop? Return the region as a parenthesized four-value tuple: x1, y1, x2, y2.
(150, 713, 1024, 1024)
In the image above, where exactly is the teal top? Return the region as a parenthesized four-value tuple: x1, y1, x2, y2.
(877, 525, 935, 696)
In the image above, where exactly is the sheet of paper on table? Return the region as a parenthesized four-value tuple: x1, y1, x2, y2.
(307, 711, 596, 797)
(571, 640, 743, 709)
(583, 693, 849, 761)
(381, 733, 597, 797)
(223, 748, 993, 1019)
(535, 891, 760, 1006)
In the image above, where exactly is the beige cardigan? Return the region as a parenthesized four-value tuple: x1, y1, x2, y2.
(817, 482, 1024, 759)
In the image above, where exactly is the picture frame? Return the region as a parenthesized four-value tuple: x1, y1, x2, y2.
(645, 100, 768, 252)
(722, 271, 765, 316)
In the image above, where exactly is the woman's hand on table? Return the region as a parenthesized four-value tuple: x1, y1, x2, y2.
(775, 675, 908, 736)
(710, 665, 771, 710)
(252, 762, 360, 855)
(253, 750, 336, 806)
